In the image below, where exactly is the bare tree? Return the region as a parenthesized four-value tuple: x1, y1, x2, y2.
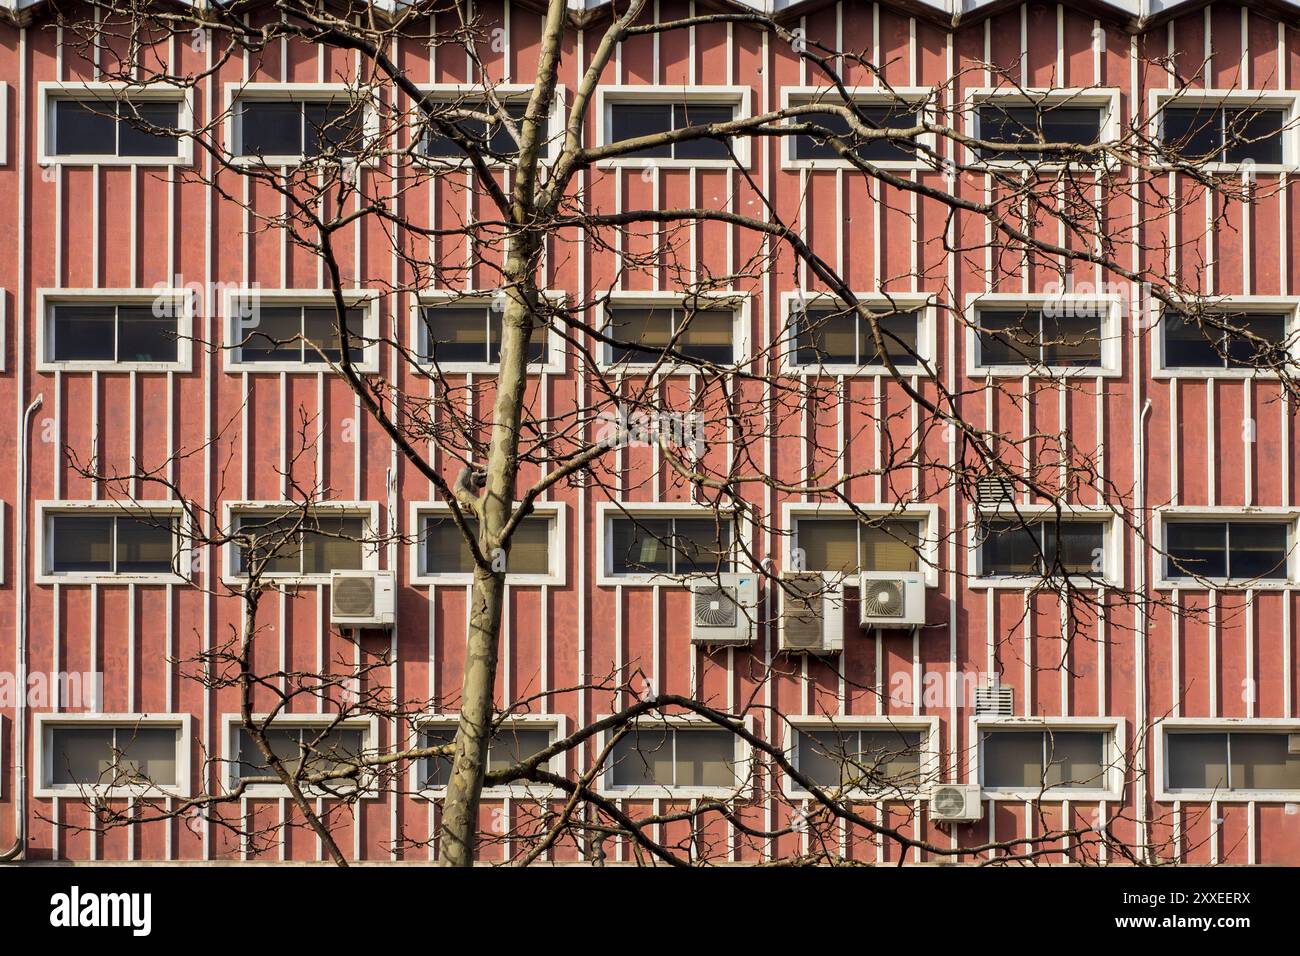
(36, 0, 1295, 865)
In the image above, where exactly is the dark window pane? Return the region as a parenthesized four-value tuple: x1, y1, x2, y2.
(240, 307, 303, 362)
(304, 101, 363, 158)
(980, 520, 1042, 576)
(1225, 313, 1288, 368)
(1162, 106, 1223, 160)
(51, 305, 116, 361)
(237, 728, 302, 779)
(235, 512, 301, 575)
(851, 106, 919, 162)
(422, 306, 489, 364)
(1166, 522, 1228, 579)
(794, 518, 861, 573)
(1043, 731, 1106, 789)
(117, 101, 181, 158)
(1227, 522, 1289, 580)
(115, 515, 175, 573)
(422, 517, 477, 574)
(794, 305, 856, 365)
(610, 517, 673, 574)
(116, 306, 179, 362)
(674, 729, 735, 787)
(983, 731, 1045, 788)
(610, 728, 673, 787)
(862, 309, 921, 365)
(302, 307, 366, 363)
(677, 309, 735, 363)
(51, 515, 114, 572)
(1167, 732, 1229, 790)
(609, 103, 672, 158)
(486, 728, 552, 772)
(238, 100, 303, 157)
(1042, 521, 1105, 575)
(423, 99, 526, 158)
(670, 518, 732, 574)
(420, 727, 456, 788)
(607, 306, 673, 364)
(1224, 108, 1285, 164)
(1230, 733, 1300, 790)
(52, 99, 116, 155)
(977, 310, 1041, 366)
(671, 104, 734, 159)
(1164, 312, 1224, 368)
(301, 515, 365, 574)
(1042, 311, 1102, 366)
(49, 727, 116, 785)
(792, 108, 854, 160)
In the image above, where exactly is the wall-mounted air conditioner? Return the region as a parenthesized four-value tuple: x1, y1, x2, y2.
(690, 573, 759, 646)
(778, 571, 844, 655)
(928, 784, 983, 823)
(857, 570, 927, 628)
(330, 570, 396, 628)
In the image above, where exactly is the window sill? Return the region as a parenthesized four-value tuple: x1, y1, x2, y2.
(1153, 578, 1296, 591)
(596, 784, 751, 801)
(784, 362, 929, 377)
(34, 783, 190, 800)
(969, 575, 1117, 591)
(780, 157, 930, 172)
(981, 787, 1121, 802)
(970, 365, 1119, 379)
(1153, 367, 1288, 381)
(597, 158, 748, 172)
(418, 360, 561, 376)
(411, 573, 563, 588)
(1156, 789, 1300, 804)
(37, 571, 189, 586)
(38, 360, 190, 374)
(38, 155, 191, 168)
(225, 359, 381, 375)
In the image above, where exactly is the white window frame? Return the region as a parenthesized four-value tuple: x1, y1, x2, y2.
(783, 501, 941, 588)
(972, 716, 1126, 802)
(782, 715, 940, 799)
(34, 712, 192, 799)
(410, 289, 566, 374)
(1156, 717, 1300, 803)
(35, 500, 193, 586)
(36, 287, 195, 373)
(966, 87, 1122, 169)
(965, 292, 1124, 378)
(595, 500, 747, 586)
(596, 289, 750, 373)
(221, 500, 381, 586)
(224, 82, 381, 167)
(596, 713, 754, 800)
(780, 85, 935, 171)
(968, 504, 1124, 589)
(222, 713, 380, 799)
(222, 287, 381, 373)
(38, 81, 194, 167)
(415, 83, 566, 167)
(414, 713, 568, 798)
(1152, 296, 1300, 379)
(409, 500, 567, 587)
(595, 85, 753, 169)
(779, 290, 936, 375)
(1152, 507, 1300, 591)
(1149, 89, 1299, 174)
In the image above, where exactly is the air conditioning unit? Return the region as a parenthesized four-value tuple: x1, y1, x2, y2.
(778, 571, 845, 654)
(929, 784, 983, 823)
(858, 570, 927, 628)
(690, 573, 759, 646)
(330, 570, 396, 628)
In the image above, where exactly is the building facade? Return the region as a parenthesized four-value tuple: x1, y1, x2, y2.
(0, 0, 1299, 863)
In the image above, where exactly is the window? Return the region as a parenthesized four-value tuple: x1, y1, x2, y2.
(976, 102, 1104, 161)
(604, 304, 735, 366)
(792, 517, 922, 573)
(43, 722, 182, 791)
(47, 301, 179, 364)
(790, 302, 920, 368)
(231, 509, 367, 577)
(977, 518, 1106, 578)
(418, 302, 546, 366)
(420, 721, 557, 789)
(1160, 103, 1287, 164)
(793, 725, 924, 791)
(234, 95, 365, 160)
(982, 728, 1110, 791)
(47, 96, 180, 159)
(419, 513, 553, 577)
(1166, 730, 1300, 794)
(1162, 310, 1291, 371)
(608, 515, 733, 576)
(421, 97, 528, 159)
(975, 306, 1103, 369)
(47, 512, 178, 576)
(788, 100, 919, 163)
(606, 100, 738, 160)
(1164, 521, 1290, 582)
(606, 725, 741, 792)
(233, 303, 367, 366)
(232, 724, 366, 789)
